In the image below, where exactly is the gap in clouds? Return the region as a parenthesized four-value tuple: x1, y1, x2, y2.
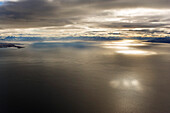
(0, 2, 4, 5)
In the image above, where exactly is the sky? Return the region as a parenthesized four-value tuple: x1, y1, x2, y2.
(0, 0, 170, 37)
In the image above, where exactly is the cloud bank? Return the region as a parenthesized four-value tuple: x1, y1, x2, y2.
(0, 0, 170, 37)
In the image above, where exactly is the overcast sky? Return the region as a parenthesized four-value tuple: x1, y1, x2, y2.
(0, 0, 170, 37)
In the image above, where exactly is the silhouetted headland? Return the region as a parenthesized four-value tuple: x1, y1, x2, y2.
(0, 43, 24, 49)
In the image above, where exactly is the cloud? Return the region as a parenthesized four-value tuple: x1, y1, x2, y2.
(98, 22, 168, 29)
(0, 0, 170, 37)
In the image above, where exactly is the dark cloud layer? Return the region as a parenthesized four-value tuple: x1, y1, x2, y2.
(98, 22, 168, 28)
(127, 29, 170, 35)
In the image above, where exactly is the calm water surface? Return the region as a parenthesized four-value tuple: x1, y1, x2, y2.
(0, 40, 170, 113)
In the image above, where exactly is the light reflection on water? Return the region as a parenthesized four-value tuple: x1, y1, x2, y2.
(102, 40, 157, 55)
(0, 40, 170, 113)
(103, 40, 146, 46)
(116, 50, 157, 55)
(110, 78, 142, 91)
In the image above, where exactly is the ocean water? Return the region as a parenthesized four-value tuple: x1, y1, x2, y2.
(0, 40, 170, 113)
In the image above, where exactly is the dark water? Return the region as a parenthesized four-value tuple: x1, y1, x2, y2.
(0, 40, 170, 113)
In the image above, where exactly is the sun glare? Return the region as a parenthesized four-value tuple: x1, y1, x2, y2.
(103, 40, 157, 55)
(116, 50, 157, 55)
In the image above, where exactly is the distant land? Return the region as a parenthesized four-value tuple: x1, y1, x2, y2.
(0, 43, 24, 49)
(0, 36, 123, 41)
(0, 36, 170, 43)
(60, 36, 123, 41)
(0, 36, 45, 41)
(146, 37, 170, 43)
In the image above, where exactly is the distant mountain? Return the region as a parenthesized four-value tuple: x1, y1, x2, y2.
(146, 37, 170, 43)
(0, 36, 45, 41)
(0, 36, 123, 41)
(129, 37, 155, 40)
(2, 36, 170, 43)
(60, 36, 123, 41)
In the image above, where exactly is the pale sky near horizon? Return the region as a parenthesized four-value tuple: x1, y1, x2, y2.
(0, 0, 170, 37)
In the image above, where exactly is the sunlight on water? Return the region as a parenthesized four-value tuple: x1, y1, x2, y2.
(102, 40, 157, 55)
(103, 40, 146, 46)
(110, 79, 142, 91)
(103, 46, 130, 49)
(116, 50, 157, 55)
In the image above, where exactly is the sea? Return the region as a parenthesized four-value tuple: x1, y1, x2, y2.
(0, 40, 170, 113)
